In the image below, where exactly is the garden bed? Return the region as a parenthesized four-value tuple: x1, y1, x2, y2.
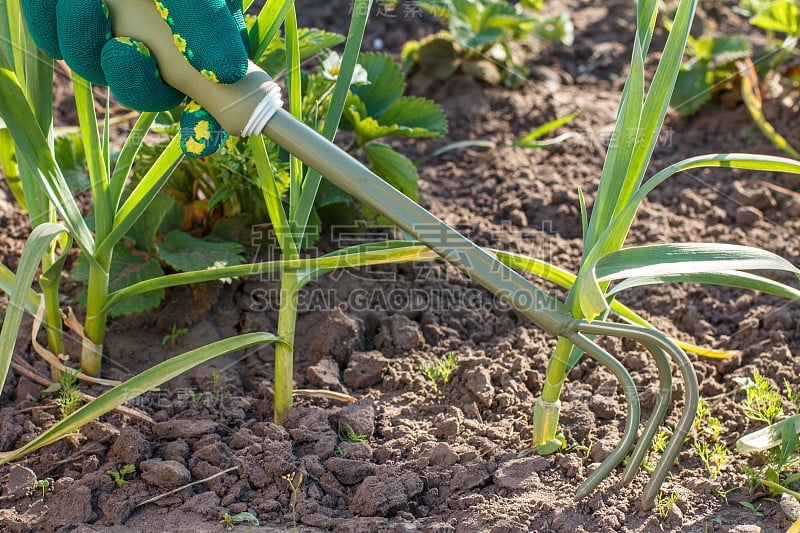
(1, 0, 800, 531)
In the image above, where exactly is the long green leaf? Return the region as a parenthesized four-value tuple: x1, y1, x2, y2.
(109, 112, 157, 211)
(0, 262, 41, 314)
(491, 248, 734, 358)
(73, 74, 111, 241)
(250, 135, 296, 257)
(595, 243, 800, 281)
(96, 136, 183, 258)
(102, 243, 436, 315)
(0, 223, 67, 394)
(0, 48, 94, 254)
(583, 0, 696, 263)
(0, 128, 27, 210)
(292, 0, 373, 246)
(0, 0, 14, 65)
(0, 332, 284, 464)
(738, 414, 800, 454)
(584, 38, 644, 255)
(248, 0, 295, 62)
(296, 240, 438, 287)
(579, 242, 800, 319)
(623, 0, 697, 195)
(608, 270, 800, 300)
(285, 4, 302, 225)
(579, 153, 800, 319)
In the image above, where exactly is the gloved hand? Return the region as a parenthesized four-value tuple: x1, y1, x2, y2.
(21, 0, 250, 157)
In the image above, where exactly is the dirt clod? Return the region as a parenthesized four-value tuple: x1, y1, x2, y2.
(309, 308, 364, 366)
(41, 484, 96, 529)
(140, 459, 191, 490)
(343, 351, 389, 388)
(153, 419, 218, 440)
(350, 475, 411, 517)
(464, 368, 495, 407)
(325, 457, 376, 485)
(375, 314, 424, 352)
(5, 465, 35, 499)
(111, 427, 150, 464)
(336, 399, 376, 439)
(306, 358, 346, 392)
(494, 458, 545, 491)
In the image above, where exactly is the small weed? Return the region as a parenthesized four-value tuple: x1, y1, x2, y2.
(188, 390, 212, 404)
(786, 379, 800, 411)
(35, 477, 53, 502)
(211, 371, 234, 400)
(695, 441, 729, 479)
(735, 371, 784, 425)
(736, 375, 800, 505)
(220, 511, 259, 532)
(419, 353, 459, 394)
(339, 424, 368, 443)
(161, 323, 188, 347)
(714, 486, 740, 504)
(653, 430, 670, 454)
(691, 399, 728, 478)
(55, 370, 81, 420)
(655, 490, 679, 519)
(739, 501, 764, 517)
(283, 471, 304, 533)
(106, 464, 136, 488)
(333, 446, 347, 457)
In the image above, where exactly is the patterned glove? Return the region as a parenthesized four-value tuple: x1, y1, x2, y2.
(21, 0, 250, 157)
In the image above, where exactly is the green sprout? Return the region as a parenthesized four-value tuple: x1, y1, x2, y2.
(282, 472, 304, 533)
(655, 491, 679, 519)
(739, 501, 764, 517)
(695, 441, 729, 479)
(737, 371, 784, 425)
(161, 323, 188, 347)
(106, 463, 136, 488)
(55, 370, 81, 420)
(419, 353, 459, 394)
(35, 477, 53, 502)
(339, 424, 368, 443)
(220, 511, 259, 532)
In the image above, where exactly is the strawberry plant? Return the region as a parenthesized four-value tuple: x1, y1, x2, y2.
(403, 0, 573, 85)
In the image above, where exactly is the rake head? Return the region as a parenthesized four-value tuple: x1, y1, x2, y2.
(564, 320, 699, 509)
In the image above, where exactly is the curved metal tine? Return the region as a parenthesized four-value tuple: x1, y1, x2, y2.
(621, 342, 672, 484)
(566, 333, 640, 500)
(575, 321, 699, 510)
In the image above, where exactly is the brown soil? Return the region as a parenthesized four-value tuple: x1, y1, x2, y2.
(2, 1, 800, 532)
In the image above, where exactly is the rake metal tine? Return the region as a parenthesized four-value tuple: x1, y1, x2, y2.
(566, 333, 640, 500)
(622, 343, 672, 484)
(641, 335, 698, 509)
(575, 321, 699, 510)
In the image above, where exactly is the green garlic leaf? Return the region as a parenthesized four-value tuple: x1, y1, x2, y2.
(256, 27, 345, 77)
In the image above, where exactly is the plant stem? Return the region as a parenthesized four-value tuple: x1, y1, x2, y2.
(40, 251, 64, 371)
(81, 254, 111, 376)
(532, 336, 573, 447)
(274, 271, 299, 425)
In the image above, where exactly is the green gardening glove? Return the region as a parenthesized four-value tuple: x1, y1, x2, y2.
(21, 0, 250, 157)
